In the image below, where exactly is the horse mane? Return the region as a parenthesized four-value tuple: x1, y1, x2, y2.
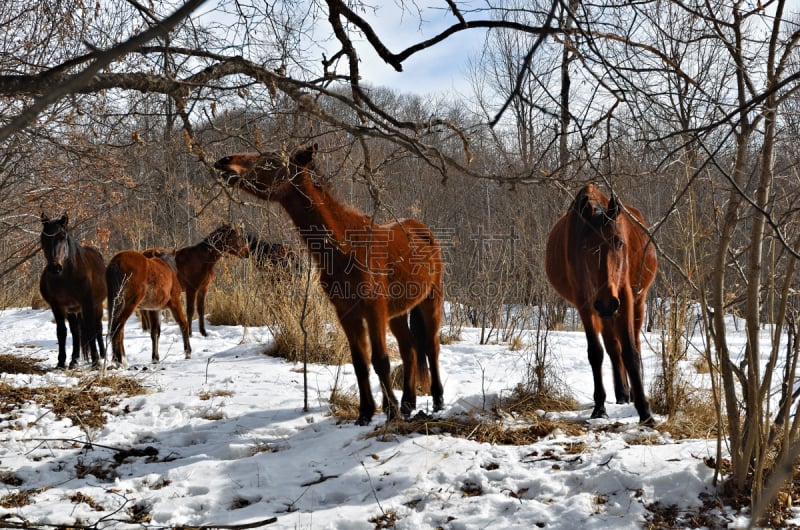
(199, 224, 233, 254)
(568, 183, 620, 229)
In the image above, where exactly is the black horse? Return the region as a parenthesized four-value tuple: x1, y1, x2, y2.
(39, 213, 107, 368)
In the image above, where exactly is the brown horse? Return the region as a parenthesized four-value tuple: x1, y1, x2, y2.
(39, 213, 107, 369)
(143, 225, 249, 336)
(106, 249, 191, 368)
(214, 144, 445, 425)
(545, 184, 657, 425)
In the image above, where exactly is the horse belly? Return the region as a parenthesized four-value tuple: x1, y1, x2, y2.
(40, 277, 82, 313)
(544, 219, 580, 306)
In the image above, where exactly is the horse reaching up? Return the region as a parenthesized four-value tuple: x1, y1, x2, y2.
(545, 184, 657, 425)
(106, 249, 191, 368)
(39, 213, 107, 369)
(214, 144, 445, 425)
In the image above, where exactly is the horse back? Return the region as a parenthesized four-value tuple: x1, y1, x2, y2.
(78, 245, 108, 303)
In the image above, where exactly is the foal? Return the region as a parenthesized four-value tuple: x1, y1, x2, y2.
(214, 144, 445, 425)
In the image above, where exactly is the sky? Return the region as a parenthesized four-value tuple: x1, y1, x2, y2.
(316, 0, 800, 99)
(0, 305, 778, 529)
(317, 1, 487, 97)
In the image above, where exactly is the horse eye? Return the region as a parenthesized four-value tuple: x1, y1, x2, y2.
(615, 239, 624, 249)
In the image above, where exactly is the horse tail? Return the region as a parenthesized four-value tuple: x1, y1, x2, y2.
(410, 305, 432, 393)
(105, 260, 125, 328)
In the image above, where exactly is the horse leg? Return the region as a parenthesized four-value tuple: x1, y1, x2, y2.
(167, 296, 192, 359)
(51, 309, 69, 369)
(93, 303, 106, 367)
(616, 299, 654, 425)
(184, 288, 197, 336)
(146, 311, 161, 363)
(110, 299, 137, 369)
(579, 309, 608, 419)
(196, 286, 208, 337)
(416, 294, 444, 412)
(366, 308, 399, 422)
(389, 316, 417, 417)
(600, 325, 630, 404)
(339, 313, 375, 425)
(79, 299, 100, 366)
(66, 312, 81, 369)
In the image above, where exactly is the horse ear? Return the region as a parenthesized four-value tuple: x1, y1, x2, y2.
(40, 212, 49, 223)
(576, 193, 593, 222)
(59, 213, 69, 227)
(606, 195, 620, 222)
(293, 144, 317, 167)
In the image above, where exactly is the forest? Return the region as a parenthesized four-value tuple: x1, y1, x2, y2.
(2, 0, 800, 522)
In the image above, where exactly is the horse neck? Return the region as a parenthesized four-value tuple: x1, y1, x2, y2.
(278, 173, 370, 251)
(62, 236, 82, 271)
(185, 240, 223, 267)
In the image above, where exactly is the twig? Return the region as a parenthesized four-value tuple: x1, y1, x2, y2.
(361, 461, 385, 516)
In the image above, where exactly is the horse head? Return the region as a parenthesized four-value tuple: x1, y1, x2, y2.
(40, 212, 70, 274)
(209, 224, 250, 258)
(214, 144, 319, 201)
(574, 187, 627, 319)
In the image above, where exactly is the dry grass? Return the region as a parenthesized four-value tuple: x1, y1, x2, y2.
(205, 262, 274, 328)
(0, 269, 40, 311)
(0, 488, 42, 509)
(503, 382, 579, 415)
(198, 389, 234, 401)
(653, 387, 722, 440)
(367, 412, 587, 445)
(206, 262, 350, 365)
(0, 353, 45, 375)
(0, 361, 149, 431)
(328, 386, 362, 422)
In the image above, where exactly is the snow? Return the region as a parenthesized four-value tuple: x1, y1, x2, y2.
(0, 307, 767, 528)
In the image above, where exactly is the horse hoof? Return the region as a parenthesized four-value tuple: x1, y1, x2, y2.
(590, 408, 609, 420)
(639, 415, 656, 427)
(68, 361, 78, 370)
(355, 416, 371, 426)
(433, 397, 445, 412)
(56, 363, 66, 370)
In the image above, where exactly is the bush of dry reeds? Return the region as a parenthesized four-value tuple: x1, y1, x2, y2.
(0, 269, 42, 310)
(206, 261, 349, 365)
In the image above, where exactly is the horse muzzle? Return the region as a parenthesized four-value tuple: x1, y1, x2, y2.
(594, 297, 620, 318)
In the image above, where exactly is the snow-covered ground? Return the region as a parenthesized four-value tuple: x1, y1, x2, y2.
(0, 307, 781, 529)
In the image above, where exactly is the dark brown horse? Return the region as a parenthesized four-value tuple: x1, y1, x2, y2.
(245, 233, 299, 272)
(214, 144, 445, 425)
(39, 213, 107, 369)
(545, 184, 657, 425)
(106, 249, 191, 367)
(169, 225, 249, 336)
